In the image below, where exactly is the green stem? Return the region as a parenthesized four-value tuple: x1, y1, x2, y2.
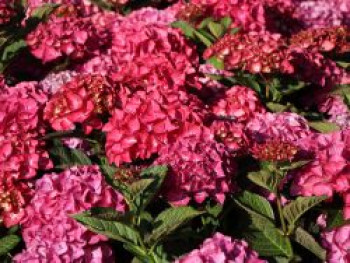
(276, 192, 287, 234)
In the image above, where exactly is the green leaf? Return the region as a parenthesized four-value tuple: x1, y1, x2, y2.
(71, 149, 91, 165)
(171, 21, 195, 38)
(266, 102, 288, 113)
(247, 170, 280, 194)
(245, 228, 293, 257)
(280, 160, 311, 171)
(30, 3, 59, 20)
(220, 17, 232, 29)
(326, 209, 350, 229)
(140, 165, 168, 178)
(194, 30, 213, 47)
(198, 17, 214, 29)
(293, 227, 326, 260)
(1, 39, 27, 61)
(235, 191, 275, 221)
(234, 199, 275, 230)
(308, 121, 340, 133)
(283, 196, 327, 231)
(208, 21, 224, 38)
(88, 0, 114, 10)
(230, 27, 240, 35)
(0, 235, 21, 256)
(207, 56, 224, 70)
(146, 207, 204, 245)
(83, 207, 127, 221)
(72, 212, 139, 244)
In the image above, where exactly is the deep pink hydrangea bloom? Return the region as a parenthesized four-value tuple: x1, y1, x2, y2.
(0, 177, 33, 227)
(175, 232, 266, 263)
(104, 88, 205, 166)
(110, 11, 198, 90)
(289, 49, 346, 88)
(318, 95, 350, 128)
(294, 0, 350, 29)
(0, 82, 52, 181)
(26, 12, 117, 64)
(44, 74, 118, 132)
(321, 225, 350, 263)
(14, 165, 126, 263)
(211, 85, 265, 123)
(291, 130, 350, 219)
(0, 2, 15, 25)
(204, 31, 294, 74)
(210, 121, 249, 154)
(246, 112, 311, 144)
(191, 0, 266, 32)
(156, 131, 236, 206)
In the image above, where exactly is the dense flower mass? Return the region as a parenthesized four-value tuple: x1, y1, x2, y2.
(1, 0, 350, 262)
(104, 89, 205, 165)
(211, 85, 265, 123)
(175, 232, 266, 263)
(156, 132, 236, 205)
(14, 165, 126, 262)
(291, 130, 350, 218)
(44, 74, 118, 132)
(322, 225, 350, 263)
(204, 31, 293, 74)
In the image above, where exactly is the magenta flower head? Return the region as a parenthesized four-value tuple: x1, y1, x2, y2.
(175, 232, 266, 263)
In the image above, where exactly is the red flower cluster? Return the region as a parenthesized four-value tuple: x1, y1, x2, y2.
(0, 82, 51, 226)
(290, 26, 350, 54)
(44, 74, 118, 133)
(291, 130, 350, 219)
(104, 89, 205, 166)
(0, 2, 15, 25)
(26, 13, 117, 64)
(156, 132, 237, 205)
(204, 31, 293, 74)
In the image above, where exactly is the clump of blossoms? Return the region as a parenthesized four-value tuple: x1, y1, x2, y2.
(104, 88, 205, 166)
(14, 165, 126, 263)
(175, 232, 266, 263)
(44, 74, 119, 133)
(321, 225, 350, 263)
(0, 82, 52, 181)
(156, 130, 237, 205)
(0, 2, 15, 25)
(291, 130, 350, 219)
(26, 13, 115, 64)
(294, 0, 350, 29)
(110, 12, 198, 90)
(290, 26, 350, 54)
(190, 0, 266, 32)
(211, 85, 265, 123)
(204, 31, 294, 74)
(250, 139, 298, 162)
(318, 95, 350, 128)
(246, 112, 311, 144)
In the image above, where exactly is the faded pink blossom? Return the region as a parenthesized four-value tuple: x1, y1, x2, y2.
(156, 131, 236, 206)
(14, 165, 126, 263)
(322, 225, 350, 263)
(175, 232, 266, 263)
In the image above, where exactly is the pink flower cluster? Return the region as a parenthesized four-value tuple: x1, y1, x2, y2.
(44, 74, 118, 133)
(0, 1, 15, 24)
(291, 130, 350, 219)
(104, 88, 205, 166)
(0, 82, 52, 227)
(14, 165, 126, 263)
(294, 0, 350, 29)
(322, 225, 350, 263)
(175, 232, 266, 263)
(26, 12, 119, 64)
(156, 132, 236, 206)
